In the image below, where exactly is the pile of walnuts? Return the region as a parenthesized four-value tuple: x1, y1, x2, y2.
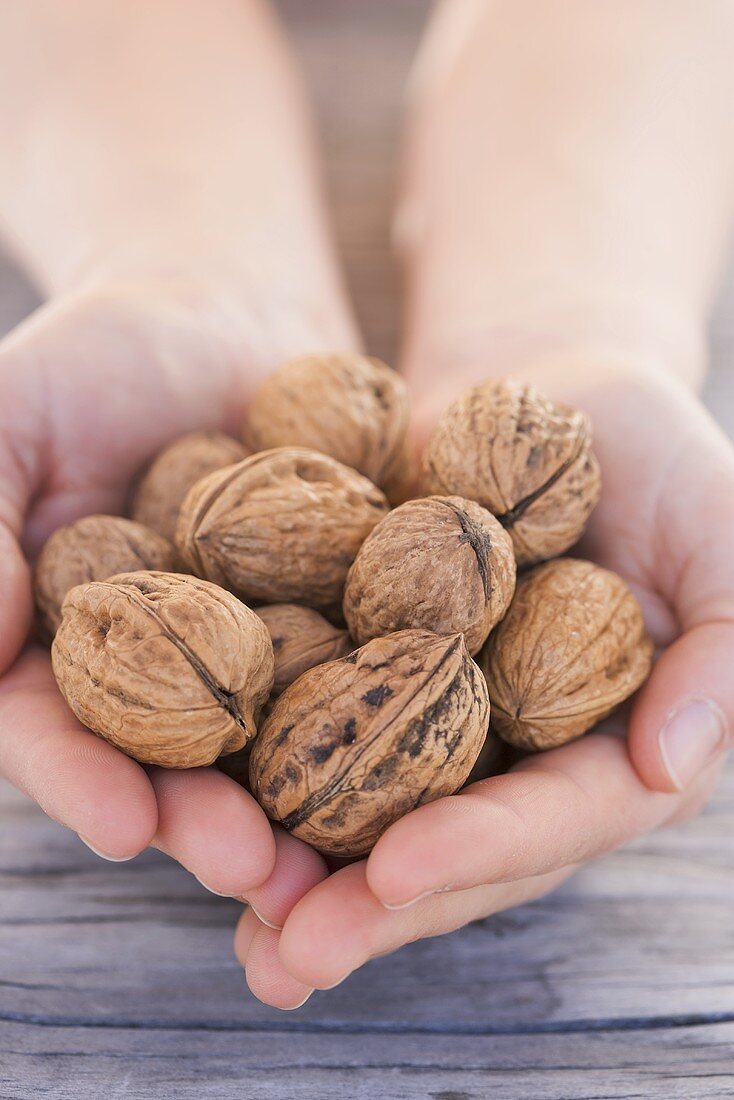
(36, 353, 653, 858)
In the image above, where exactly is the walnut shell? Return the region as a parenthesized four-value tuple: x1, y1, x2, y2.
(34, 515, 178, 639)
(256, 604, 352, 695)
(51, 571, 274, 768)
(479, 558, 653, 751)
(343, 496, 516, 654)
(130, 431, 248, 541)
(421, 379, 601, 565)
(243, 353, 410, 494)
(250, 629, 489, 857)
(176, 447, 389, 614)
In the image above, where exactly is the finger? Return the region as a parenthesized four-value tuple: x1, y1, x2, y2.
(0, 648, 157, 858)
(150, 766, 276, 897)
(630, 626, 733, 792)
(366, 733, 693, 909)
(241, 825, 328, 930)
(0, 420, 34, 671)
(235, 908, 313, 1010)
(0, 521, 32, 675)
(629, 415, 734, 792)
(279, 860, 572, 991)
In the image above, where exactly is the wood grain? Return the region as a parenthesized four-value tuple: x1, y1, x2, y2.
(1, 0, 734, 1096)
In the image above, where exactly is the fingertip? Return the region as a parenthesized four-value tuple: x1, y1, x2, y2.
(629, 625, 733, 793)
(0, 523, 32, 674)
(278, 863, 373, 989)
(151, 767, 277, 897)
(242, 918, 314, 1011)
(366, 797, 473, 908)
(242, 826, 328, 929)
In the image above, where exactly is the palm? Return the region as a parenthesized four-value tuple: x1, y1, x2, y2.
(0, 282, 280, 882)
(235, 366, 734, 1006)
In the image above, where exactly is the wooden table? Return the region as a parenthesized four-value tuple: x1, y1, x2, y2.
(2, 3, 733, 1096)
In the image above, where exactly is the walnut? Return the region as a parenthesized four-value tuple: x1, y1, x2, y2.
(250, 629, 489, 857)
(421, 379, 601, 565)
(34, 515, 178, 639)
(130, 431, 248, 541)
(243, 353, 410, 496)
(343, 496, 516, 655)
(256, 604, 353, 695)
(51, 571, 274, 768)
(479, 558, 653, 751)
(176, 447, 389, 615)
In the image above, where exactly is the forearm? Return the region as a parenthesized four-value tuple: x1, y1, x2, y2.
(401, 0, 734, 391)
(0, 0, 348, 330)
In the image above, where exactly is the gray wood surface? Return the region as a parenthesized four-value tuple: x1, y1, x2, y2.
(1, 1, 734, 1097)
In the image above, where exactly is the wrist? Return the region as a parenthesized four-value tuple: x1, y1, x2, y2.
(404, 332, 700, 447)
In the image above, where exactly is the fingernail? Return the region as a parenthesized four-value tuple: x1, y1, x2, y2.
(659, 698, 729, 790)
(79, 836, 134, 863)
(195, 876, 233, 898)
(239, 900, 283, 930)
(321, 973, 352, 990)
(381, 883, 456, 911)
(281, 990, 314, 1010)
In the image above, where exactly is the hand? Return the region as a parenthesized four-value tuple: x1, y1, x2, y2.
(235, 361, 733, 1007)
(0, 267, 337, 892)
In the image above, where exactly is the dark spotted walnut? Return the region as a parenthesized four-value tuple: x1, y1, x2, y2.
(421, 379, 601, 565)
(250, 629, 489, 857)
(130, 431, 248, 542)
(256, 604, 352, 695)
(175, 447, 389, 615)
(34, 515, 178, 639)
(243, 353, 410, 498)
(479, 558, 653, 751)
(52, 571, 274, 768)
(343, 496, 516, 654)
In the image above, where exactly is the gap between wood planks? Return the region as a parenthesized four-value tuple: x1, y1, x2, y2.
(3, 1009, 734, 1035)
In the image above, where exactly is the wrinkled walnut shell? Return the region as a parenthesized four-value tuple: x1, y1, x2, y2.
(256, 604, 353, 695)
(52, 571, 274, 768)
(343, 496, 516, 654)
(250, 629, 489, 857)
(479, 558, 653, 751)
(130, 431, 248, 541)
(243, 353, 410, 495)
(176, 447, 389, 615)
(34, 515, 178, 638)
(421, 379, 601, 565)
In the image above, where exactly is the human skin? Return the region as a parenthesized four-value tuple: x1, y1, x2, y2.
(0, 0, 732, 1014)
(236, 0, 734, 1008)
(0, 0, 358, 887)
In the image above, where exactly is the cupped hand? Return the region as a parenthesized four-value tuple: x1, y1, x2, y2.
(0, 271, 325, 890)
(236, 359, 733, 1007)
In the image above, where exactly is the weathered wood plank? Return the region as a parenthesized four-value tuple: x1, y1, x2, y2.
(1, 0, 734, 1096)
(1, 766, 733, 1031)
(1, 1020, 733, 1099)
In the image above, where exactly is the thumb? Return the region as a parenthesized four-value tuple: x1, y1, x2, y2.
(628, 426, 734, 793)
(0, 353, 39, 673)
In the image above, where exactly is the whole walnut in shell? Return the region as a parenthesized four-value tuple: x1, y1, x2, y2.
(421, 379, 601, 565)
(52, 571, 274, 768)
(250, 629, 489, 857)
(343, 496, 516, 654)
(243, 353, 410, 496)
(176, 447, 389, 615)
(479, 558, 653, 751)
(34, 515, 178, 638)
(130, 431, 248, 541)
(256, 604, 352, 695)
